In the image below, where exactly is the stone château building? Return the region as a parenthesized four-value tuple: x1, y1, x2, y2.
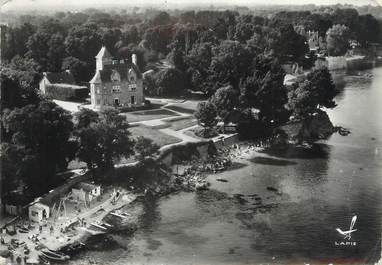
(89, 46, 144, 109)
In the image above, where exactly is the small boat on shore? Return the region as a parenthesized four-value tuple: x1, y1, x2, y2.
(78, 227, 106, 235)
(110, 211, 129, 219)
(90, 222, 107, 230)
(41, 249, 70, 261)
(101, 222, 113, 228)
(38, 255, 50, 265)
(65, 242, 85, 253)
(18, 227, 29, 233)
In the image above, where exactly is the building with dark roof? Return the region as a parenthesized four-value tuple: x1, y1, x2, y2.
(89, 46, 144, 109)
(39, 70, 89, 101)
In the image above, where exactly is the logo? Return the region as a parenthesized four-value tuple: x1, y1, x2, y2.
(336, 215, 357, 240)
(334, 215, 357, 247)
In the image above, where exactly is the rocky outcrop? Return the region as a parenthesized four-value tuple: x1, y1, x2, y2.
(274, 110, 335, 144)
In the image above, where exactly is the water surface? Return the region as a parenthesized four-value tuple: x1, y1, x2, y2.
(68, 68, 382, 265)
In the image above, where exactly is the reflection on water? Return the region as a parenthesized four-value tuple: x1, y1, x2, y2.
(68, 67, 382, 265)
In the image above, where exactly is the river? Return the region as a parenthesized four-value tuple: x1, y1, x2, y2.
(67, 67, 382, 265)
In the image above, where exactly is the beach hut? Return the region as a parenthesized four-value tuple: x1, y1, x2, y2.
(28, 202, 50, 222)
(71, 182, 101, 203)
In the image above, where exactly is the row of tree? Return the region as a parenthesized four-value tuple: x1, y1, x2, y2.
(1, 101, 159, 198)
(194, 65, 337, 138)
(3, 7, 380, 91)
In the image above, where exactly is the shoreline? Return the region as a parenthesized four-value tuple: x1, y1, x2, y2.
(0, 141, 263, 265)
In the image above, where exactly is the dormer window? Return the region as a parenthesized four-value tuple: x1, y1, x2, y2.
(110, 70, 121, 82)
(130, 75, 136, 83)
(128, 69, 136, 83)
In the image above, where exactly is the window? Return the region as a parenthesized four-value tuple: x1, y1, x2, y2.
(114, 98, 120, 106)
(96, 88, 100, 94)
(96, 99, 101, 105)
(128, 84, 136, 91)
(131, 95, 135, 105)
(112, 85, 121, 93)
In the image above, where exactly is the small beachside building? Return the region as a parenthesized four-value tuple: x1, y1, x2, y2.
(28, 202, 50, 222)
(72, 182, 101, 203)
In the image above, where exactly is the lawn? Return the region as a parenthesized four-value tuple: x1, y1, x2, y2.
(165, 105, 195, 114)
(166, 117, 198, 131)
(164, 100, 203, 114)
(129, 125, 182, 147)
(122, 109, 179, 123)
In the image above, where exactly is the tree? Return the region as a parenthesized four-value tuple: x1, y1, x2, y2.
(3, 23, 36, 62)
(271, 24, 309, 65)
(0, 66, 40, 110)
(122, 25, 139, 45)
(240, 55, 288, 125)
(155, 68, 185, 96)
(210, 85, 239, 123)
(134, 136, 160, 161)
(194, 101, 218, 136)
(47, 33, 66, 72)
(61, 56, 91, 83)
(150, 11, 171, 26)
(25, 31, 51, 70)
(74, 108, 100, 129)
(287, 67, 337, 117)
(234, 21, 255, 43)
(1, 100, 75, 195)
(167, 47, 186, 71)
(326, 24, 351, 56)
(65, 23, 102, 64)
(356, 14, 380, 47)
(101, 28, 122, 55)
(209, 40, 254, 93)
(143, 26, 173, 54)
(75, 108, 135, 170)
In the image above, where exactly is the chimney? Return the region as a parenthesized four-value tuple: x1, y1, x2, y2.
(132, 54, 137, 66)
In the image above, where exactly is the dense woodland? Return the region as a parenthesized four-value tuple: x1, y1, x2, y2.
(1, 6, 381, 199)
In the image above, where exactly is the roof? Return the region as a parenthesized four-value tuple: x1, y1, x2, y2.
(73, 182, 100, 193)
(46, 84, 88, 90)
(90, 63, 142, 84)
(96, 46, 112, 59)
(44, 71, 76, 85)
(30, 202, 50, 211)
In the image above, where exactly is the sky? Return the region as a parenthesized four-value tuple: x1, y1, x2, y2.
(0, 0, 380, 10)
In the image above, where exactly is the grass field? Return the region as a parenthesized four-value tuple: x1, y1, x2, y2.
(164, 105, 195, 114)
(122, 109, 179, 123)
(164, 100, 203, 114)
(129, 125, 182, 147)
(166, 117, 198, 131)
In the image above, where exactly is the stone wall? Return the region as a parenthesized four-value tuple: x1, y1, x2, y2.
(326, 56, 347, 70)
(157, 140, 215, 167)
